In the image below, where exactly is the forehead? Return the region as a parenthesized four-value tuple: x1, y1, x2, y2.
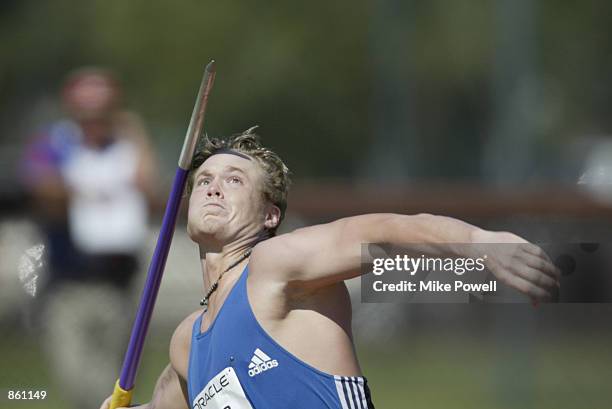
(196, 152, 262, 178)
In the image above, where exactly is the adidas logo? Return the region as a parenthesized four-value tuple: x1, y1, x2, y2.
(247, 348, 279, 377)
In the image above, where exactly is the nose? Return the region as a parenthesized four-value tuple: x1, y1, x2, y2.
(205, 179, 223, 199)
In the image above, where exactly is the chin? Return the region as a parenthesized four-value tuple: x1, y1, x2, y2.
(187, 220, 228, 244)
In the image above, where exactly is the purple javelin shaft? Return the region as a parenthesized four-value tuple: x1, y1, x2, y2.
(117, 61, 216, 392)
(119, 167, 188, 390)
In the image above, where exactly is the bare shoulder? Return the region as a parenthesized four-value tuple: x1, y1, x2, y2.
(169, 310, 202, 379)
(253, 216, 364, 258)
(250, 223, 338, 272)
(249, 230, 303, 282)
(249, 218, 359, 286)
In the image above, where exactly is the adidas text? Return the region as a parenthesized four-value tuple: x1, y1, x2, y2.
(248, 348, 279, 377)
(248, 359, 279, 377)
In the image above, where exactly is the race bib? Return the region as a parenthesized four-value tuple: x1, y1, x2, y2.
(192, 367, 253, 409)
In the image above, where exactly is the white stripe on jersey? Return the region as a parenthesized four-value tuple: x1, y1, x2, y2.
(334, 376, 350, 409)
(357, 378, 368, 409)
(334, 376, 371, 409)
(348, 377, 362, 409)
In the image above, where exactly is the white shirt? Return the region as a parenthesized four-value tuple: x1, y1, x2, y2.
(61, 137, 148, 254)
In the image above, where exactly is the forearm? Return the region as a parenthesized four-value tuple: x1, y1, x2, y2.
(369, 214, 560, 297)
(366, 213, 483, 257)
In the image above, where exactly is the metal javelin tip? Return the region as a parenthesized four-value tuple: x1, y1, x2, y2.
(178, 63, 216, 170)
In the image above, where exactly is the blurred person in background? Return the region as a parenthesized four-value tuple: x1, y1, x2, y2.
(20, 67, 156, 408)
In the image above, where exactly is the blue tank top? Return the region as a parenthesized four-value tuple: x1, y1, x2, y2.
(188, 265, 374, 409)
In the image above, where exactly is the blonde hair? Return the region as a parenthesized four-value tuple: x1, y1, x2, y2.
(188, 126, 291, 234)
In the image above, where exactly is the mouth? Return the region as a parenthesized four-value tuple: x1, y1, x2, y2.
(202, 202, 225, 210)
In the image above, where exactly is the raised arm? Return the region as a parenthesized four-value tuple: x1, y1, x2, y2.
(253, 213, 560, 301)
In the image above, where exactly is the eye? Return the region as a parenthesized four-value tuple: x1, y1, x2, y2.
(228, 176, 243, 184)
(196, 178, 210, 187)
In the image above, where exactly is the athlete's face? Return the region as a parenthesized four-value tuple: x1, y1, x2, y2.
(187, 153, 278, 245)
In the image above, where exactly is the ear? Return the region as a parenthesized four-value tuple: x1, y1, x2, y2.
(263, 204, 281, 230)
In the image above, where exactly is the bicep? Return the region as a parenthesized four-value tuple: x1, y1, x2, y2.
(257, 214, 395, 287)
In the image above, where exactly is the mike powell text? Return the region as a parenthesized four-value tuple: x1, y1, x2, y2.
(368, 254, 497, 295)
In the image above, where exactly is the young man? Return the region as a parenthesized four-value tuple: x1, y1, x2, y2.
(101, 127, 559, 409)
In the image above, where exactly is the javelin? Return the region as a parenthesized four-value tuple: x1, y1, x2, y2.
(109, 60, 216, 409)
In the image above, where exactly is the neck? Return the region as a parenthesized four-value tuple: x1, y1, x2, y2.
(199, 230, 269, 287)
